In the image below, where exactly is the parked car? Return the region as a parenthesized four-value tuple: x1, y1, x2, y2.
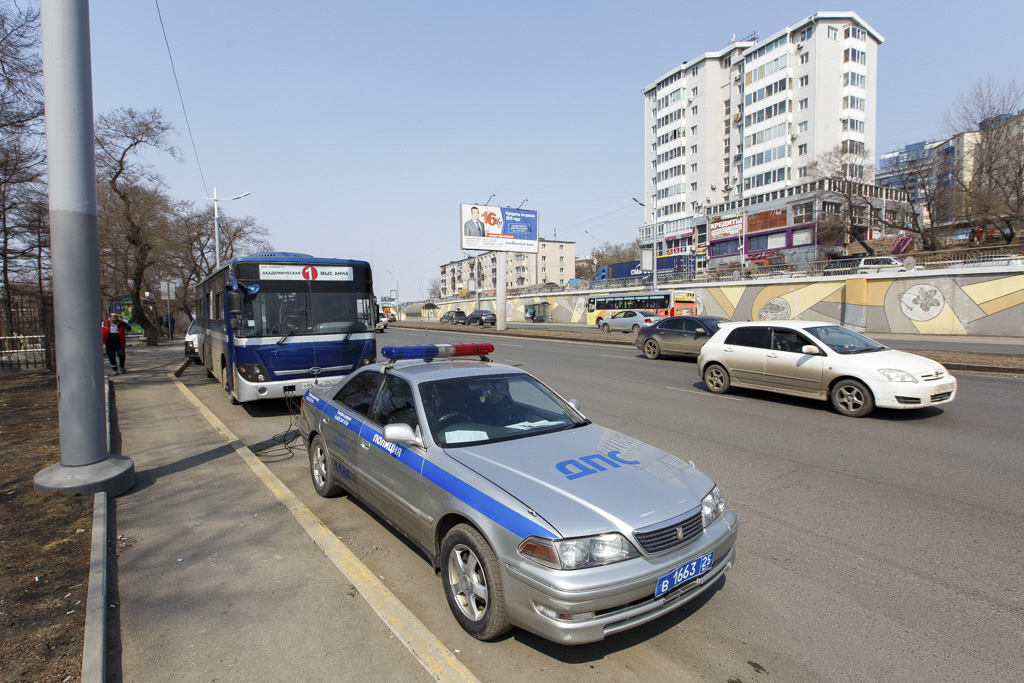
(600, 309, 664, 334)
(183, 319, 201, 364)
(635, 316, 730, 360)
(822, 256, 906, 276)
(467, 309, 497, 326)
(299, 342, 737, 644)
(697, 321, 956, 417)
(947, 254, 1024, 269)
(376, 313, 388, 331)
(440, 310, 468, 325)
(855, 256, 906, 274)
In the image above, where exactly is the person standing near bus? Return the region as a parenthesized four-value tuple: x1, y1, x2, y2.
(102, 312, 128, 374)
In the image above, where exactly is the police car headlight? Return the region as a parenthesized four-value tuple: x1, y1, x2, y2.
(519, 533, 640, 570)
(702, 486, 726, 528)
(877, 368, 918, 383)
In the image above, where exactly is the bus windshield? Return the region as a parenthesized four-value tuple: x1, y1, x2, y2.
(236, 281, 374, 338)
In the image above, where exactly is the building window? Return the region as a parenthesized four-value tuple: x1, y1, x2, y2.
(690, 163, 698, 173)
(798, 166, 808, 177)
(799, 98, 809, 110)
(691, 145, 698, 154)
(799, 27, 813, 41)
(799, 52, 809, 64)
(691, 86, 698, 97)
(828, 26, 839, 39)
(798, 143, 808, 155)
(798, 121, 808, 132)
(690, 125, 697, 135)
(799, 75, 809, 87)
(691, 182, 697, 191)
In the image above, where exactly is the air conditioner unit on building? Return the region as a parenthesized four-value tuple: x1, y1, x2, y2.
(797, 43, 803, 50)
(734, 74, 741, 81)
(710, 183, 716, 190)
(724, 185, 732, 191)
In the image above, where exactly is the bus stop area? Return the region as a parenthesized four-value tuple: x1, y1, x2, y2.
(98, 343, 454, 681)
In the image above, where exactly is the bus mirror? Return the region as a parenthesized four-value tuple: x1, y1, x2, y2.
(227, 291, 244, 316)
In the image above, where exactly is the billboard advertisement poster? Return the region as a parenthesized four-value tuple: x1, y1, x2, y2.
(709, 211, 743, 241)
(460, 203, 539, 253)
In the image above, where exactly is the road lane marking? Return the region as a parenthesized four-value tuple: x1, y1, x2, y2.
(667, 386, 743, 400)
(171, 375, 479, 683)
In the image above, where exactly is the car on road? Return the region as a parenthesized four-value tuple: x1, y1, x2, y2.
(600, 309, 664, 334)
(947, 254, 1024, 269)
(635, 316, 730, 360)
(440, 310, 468, 325)
(299, 343, 738, 644)
(376, 313, 389, 331)
(822, 256, 907, 276)
(697, 321, 957, 417)
(467, 309, 497, 326)
(183, 319, 201, 364)
(388, 313, 397, 322)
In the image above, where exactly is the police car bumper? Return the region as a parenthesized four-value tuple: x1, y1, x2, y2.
(501, 510, 738, 644)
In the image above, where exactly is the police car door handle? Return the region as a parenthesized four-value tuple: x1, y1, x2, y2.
(360, 441, 370, 450)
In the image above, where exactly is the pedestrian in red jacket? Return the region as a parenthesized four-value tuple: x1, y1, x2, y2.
(101, 313, 128, 374)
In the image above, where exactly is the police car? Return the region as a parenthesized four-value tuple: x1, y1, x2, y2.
(298, 343, 738, 644)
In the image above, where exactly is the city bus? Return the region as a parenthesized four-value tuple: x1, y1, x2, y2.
(585, 290, 697, 327)
(195, 252, 377, 403)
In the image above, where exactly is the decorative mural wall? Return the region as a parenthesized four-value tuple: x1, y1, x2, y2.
(434, 270, 1024, 336)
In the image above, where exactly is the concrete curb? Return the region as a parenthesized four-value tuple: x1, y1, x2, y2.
(81, 377, 115, 682)
(391, 322, 1024, 375)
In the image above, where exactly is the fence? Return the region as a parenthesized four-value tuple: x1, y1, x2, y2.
(1, 293, 54, 371)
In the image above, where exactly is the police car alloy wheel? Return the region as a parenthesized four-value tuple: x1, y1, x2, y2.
(441, 524, 510, 641)
(309, 435, 342, 497)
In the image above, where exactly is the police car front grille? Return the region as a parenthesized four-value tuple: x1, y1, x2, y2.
(634, 511, 703, 554)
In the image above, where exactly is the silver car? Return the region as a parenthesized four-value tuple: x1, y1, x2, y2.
(600, 309, 664, 334)
(697, 321, 957, 417)
(299, 343, 738, 644)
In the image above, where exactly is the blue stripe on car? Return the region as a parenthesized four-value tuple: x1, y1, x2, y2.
(304, 392, 552, 540)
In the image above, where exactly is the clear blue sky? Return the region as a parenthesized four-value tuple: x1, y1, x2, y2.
(84, 1, 1020, 301)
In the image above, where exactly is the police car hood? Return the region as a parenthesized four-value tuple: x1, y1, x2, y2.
(443, 424, 714, 538)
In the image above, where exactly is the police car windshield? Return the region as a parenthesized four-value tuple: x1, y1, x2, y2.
(420, 374, 584, 447)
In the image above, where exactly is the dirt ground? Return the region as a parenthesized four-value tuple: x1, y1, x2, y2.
(0, 370, 90, 681)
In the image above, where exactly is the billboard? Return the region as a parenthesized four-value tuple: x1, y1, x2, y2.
(709, 211, 743, 241)
(461, 203, 539, 253)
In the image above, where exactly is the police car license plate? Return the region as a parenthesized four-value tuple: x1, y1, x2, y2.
(655, 551, 714, 597)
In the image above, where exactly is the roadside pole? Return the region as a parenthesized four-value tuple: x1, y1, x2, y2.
(34, 0, 134, 496)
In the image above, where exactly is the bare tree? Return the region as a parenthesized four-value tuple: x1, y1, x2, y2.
(95, 107, 179, 345)
(943, 78, 1024, 245)
(0, 2, 44, 135)
(809, 144, 882, 255)
(427, 275, 441, 299)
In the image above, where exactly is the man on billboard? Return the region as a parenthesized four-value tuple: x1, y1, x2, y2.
(463, 206, 484, 237)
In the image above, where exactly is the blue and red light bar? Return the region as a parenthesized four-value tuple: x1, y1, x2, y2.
(381, 343, 494, 361)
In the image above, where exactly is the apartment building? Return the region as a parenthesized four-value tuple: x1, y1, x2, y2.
(640, 12, 883, 268)
(439, 239, 576, 299)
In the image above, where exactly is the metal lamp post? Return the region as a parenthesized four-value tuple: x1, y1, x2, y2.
(204, 186, 250, 269)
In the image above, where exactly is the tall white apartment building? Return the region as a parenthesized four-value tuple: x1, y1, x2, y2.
(640, 12, 882, 267)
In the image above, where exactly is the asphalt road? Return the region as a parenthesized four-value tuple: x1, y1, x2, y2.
(181, 329, 1024, 681)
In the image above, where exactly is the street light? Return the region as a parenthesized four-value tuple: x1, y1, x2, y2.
(386, 269, 399, 321)
(203, 186, 250, 270)
(632, 198, 658, 292)
(583, 229, 597, 275)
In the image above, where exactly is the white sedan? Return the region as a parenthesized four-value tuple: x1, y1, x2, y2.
(697, 321, 957, 417)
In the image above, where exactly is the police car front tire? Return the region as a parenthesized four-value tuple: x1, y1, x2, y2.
(309, 435, 342, 497)
(441, 524, 510, 641)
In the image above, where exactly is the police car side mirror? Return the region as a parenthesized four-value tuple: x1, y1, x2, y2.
(382, 423, 423, 449)
(801, 345, 821, 355)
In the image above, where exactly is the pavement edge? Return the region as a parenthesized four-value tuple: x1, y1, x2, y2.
(170, 371, 480, 683)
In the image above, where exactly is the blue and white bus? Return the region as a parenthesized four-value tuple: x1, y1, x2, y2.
(195, 252, 377, 403)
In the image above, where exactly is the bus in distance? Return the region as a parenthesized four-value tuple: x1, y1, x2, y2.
(195, 252, 376, 403)
(586, 290, 697, 327)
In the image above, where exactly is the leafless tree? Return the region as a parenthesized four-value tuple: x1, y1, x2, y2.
(943, 78, 1024, 245)
(0, 2, 44, 135)
(427, 275, 441, 299)
(95, 107, 179, 345)
(809, 144, 884, 255)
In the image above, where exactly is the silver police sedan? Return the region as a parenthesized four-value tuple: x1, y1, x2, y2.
(299, 343, 738, 644)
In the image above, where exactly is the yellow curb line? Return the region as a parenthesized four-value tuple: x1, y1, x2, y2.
(170, 374, 479, 683)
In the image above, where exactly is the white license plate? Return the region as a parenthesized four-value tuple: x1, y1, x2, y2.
(936, 383, 954, 392)
(301, 380, 336, 390)
(655, 551, 714, 597)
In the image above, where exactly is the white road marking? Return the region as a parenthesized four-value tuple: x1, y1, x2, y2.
(667, 386, 743, 400)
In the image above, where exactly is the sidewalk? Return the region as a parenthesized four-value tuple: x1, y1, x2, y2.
(108, 344, 434, 681)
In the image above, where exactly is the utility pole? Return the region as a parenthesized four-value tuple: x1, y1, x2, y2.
(34, 0, 134, 496)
